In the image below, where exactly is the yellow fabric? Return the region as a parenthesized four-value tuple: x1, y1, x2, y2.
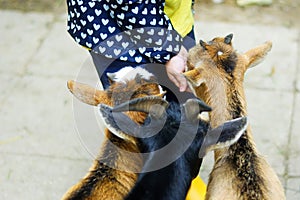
(186, 176, 207, 200)
(164, 0, 194, 37)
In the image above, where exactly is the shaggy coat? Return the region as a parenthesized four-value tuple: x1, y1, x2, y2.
(62, 67, 164, 200)
(184, 34, 285, 200)
(100, 98, 247, 200)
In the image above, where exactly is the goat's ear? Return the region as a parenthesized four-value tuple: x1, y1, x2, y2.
(183, 68, 205, 87)
(224, 33, 233, 44)
(243, 41, 272, 70)
(67, 80, 110, 106)
(199, 117, 248, 157)
(99, 104, 138, 140)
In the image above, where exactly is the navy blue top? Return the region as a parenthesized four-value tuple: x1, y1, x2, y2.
(67, 0, 184, 64)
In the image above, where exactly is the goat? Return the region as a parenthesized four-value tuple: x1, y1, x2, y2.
(62, 67, 166, 200)
(98, 96, 248, 200)
(184, 34, 285, 199)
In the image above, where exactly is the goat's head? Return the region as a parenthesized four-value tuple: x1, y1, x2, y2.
(67, 67, 166, 141)
(99, 97, 248, 171)
(183, 34, 272, 109)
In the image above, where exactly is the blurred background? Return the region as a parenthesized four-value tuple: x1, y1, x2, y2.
(0, 0, 299, 199)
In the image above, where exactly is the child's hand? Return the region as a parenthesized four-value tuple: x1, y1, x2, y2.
(166, 46, 189, 92)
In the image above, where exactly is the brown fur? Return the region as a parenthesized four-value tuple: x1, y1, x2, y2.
(62, 72, 163, 200)
(184, 35, 285, 200)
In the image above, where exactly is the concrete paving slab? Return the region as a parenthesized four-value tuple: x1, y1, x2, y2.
(245, 88, 292, 178)
(286, 179, 300, 200)
(0, 11, 54, 75)
(67, 55, 100, 83)
(194, 21, 299, 92)
(286, 93, 300, 198)
(0, 153, 90, 200)
(0, 74, 19, 104)
(26, 14, 90, 78)
(287, 98, 300, 176)
(0, 74, 91, 160)
(297, 34, 300, 92)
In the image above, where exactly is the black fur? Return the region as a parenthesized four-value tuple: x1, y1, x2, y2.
(100, 100, 246, 200)
(220, 52, 237, 73)
(123, 102, 210, 200)
(65, 135, 130, 200)
(228, 133, 265, 199)
(227, 82, 265, 199)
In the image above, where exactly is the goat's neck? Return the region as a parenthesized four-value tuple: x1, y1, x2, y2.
(125, 148, 198, 200)
(205, 76, 256, 160)
(62, 131, 143, 200)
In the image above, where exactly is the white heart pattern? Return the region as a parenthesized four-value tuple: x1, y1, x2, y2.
(132, 7, 139, 14)
(122, 42, 129, 49)
(66, 0, 184, 63)
(108, 26, 116, 33)
(139, 18, 146, 25)
(100, 33, 107, 40)
(93, 23, 100, 30)
(107, 40, 114, 47)
(129, 50, 136, 57)
(102, 19, 109, 26)
(150, 19, 156, 25)
(87, 29, 93, 35)
(87, 15, 94, 22)
(95, 9, 102, 16)
(80, 6, 87, 13)
(99, 46, 106, 53)
(114, 49, 121, 56)
(135, 56, 142, 63)
(129, 17, 136, 24)
(115, 35, 123, 42)
(88, 2, 95, 8)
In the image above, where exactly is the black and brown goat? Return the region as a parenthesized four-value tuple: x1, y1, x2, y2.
(184, 34, 285, 199)
(62, 67, 166, 200)
(99, 97, 247, 200)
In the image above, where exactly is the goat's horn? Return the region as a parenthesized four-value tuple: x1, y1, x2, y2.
(224, 33, 233, 44)
(184, 99, 212, 121)
(199, 40, 207, 50)
(112, 96, 169, 119)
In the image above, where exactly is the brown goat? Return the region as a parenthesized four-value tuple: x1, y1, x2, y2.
(183, 34, 285, 200)
(61, 67, 165, 200)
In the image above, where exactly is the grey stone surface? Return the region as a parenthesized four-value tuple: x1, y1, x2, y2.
(0, 153, 90, 200)
(0, 11, 54, 75)
(194, 21, 299, 91)
(246, 88, 292, 177)
(0, 8, 299, 200)
(0, 75, 87, 158)
(286, 93, 300, 198)
(287, 179, 300, 200)
(26, 14, 91, 78)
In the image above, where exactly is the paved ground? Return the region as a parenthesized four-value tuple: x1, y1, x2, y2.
(0, 5, 299, 200)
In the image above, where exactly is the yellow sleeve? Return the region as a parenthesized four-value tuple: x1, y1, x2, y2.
(164, 0, 194, 37)
(186, 176, 207, 200)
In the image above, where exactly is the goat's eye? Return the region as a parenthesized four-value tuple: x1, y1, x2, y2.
(217, 51, 223, 56)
